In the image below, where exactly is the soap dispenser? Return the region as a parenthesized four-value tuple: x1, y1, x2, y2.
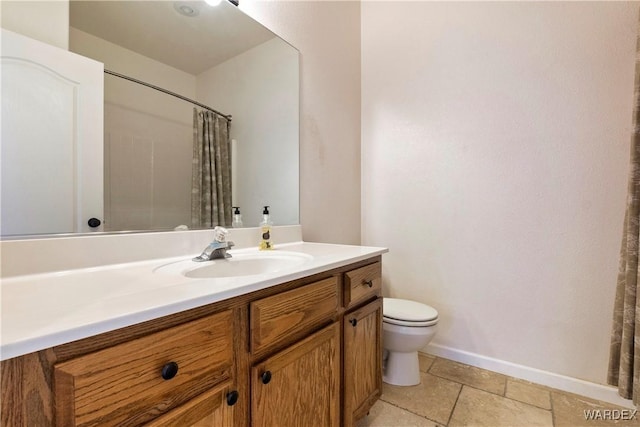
(259, 206, 273, 250)
(232, 207, 243, 228)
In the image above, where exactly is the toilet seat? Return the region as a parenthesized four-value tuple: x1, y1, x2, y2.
(383, 317, 438, 327)
(383, 298, 438, 327)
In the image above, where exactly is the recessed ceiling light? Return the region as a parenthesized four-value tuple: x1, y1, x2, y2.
(173, 2, 200, 17)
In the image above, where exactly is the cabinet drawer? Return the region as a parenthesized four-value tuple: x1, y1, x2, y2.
(344, 262, 381, 309)
(250, 277, 339, 356)
(54, 310, 234, 427)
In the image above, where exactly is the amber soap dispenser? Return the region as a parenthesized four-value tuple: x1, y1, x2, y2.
(259, 206, 273, 250)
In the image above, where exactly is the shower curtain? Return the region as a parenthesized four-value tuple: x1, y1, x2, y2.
(608, 13, 640, 406)
(191, 109, 232, 228)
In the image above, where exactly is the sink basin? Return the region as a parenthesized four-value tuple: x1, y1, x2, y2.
(153, 251, 313, 279)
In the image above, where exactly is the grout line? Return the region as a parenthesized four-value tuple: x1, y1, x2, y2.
(550, 390, 557, 427)
(428, 355, 557, 418)
(445, 383, 464, 426)
(427, 358, 508, 399)
(503, 374, 508, 397)
(377, 397, 442, 426)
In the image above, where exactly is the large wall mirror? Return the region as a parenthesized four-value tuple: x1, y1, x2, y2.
(1, 0, 299, 239)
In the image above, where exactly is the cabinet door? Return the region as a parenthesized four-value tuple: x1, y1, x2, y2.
(145, 380, 238, 427)
(343, 298, 383, 427)
(251, 322, 340, 427)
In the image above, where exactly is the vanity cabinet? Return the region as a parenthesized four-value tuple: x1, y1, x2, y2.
(343, 298, 383, 426)
(0, 256, 382, 427)
(342, 261, 383, 426)
(249, 276, 341, 426)
(251, 323, 341, 427)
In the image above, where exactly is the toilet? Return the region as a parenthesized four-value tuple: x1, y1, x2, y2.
(383, 298, 439, 386)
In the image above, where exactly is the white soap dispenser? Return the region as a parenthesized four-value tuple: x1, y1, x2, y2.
(232, 206, 243, 228)
(259, 206, 273, 250)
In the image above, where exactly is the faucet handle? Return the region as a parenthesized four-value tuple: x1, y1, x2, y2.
(213, 226, 229, 243)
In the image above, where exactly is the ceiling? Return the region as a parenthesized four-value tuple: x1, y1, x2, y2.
(69, 0, 276, 75)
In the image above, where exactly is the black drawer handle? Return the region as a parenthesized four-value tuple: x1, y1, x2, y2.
(88, 217, 101, 228)
(350, 318, 358, 327)
(261, 370, 272, 384)
(161, 361, 179, 380)
(226, 390, 239, 406)
(363, 280, 373, 288)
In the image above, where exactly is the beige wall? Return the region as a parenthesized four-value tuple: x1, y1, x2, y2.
(362, 1, 638, 385)
(241, 1, 362, 244)
(1, 1, 69, 49)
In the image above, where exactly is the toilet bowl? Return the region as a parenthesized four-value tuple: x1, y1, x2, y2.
(383, 298, 438, 386)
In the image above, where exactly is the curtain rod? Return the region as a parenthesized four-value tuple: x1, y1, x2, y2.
(104, 69, 232, 121)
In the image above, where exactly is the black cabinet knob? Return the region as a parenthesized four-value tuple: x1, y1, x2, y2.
(226, 390, 239, 406)
(88, 218, 101, 228)
(161, 361, 179, 380)
(350, 318, 358, 327)
(261, 370, 272, 384)
(363, 280, 373, 288)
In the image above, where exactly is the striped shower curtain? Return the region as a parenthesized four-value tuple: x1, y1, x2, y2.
(191, 109, 232, 229)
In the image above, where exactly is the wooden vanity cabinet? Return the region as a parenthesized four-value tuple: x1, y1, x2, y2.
(342, 261, 383, 426)
(251, 323, 341, 427)
(249, 276, 341, 426)
(343, 298, 383, 426)
(0, 256, 383, 427)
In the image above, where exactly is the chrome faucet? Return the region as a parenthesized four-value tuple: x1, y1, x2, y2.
(193, 226, 235, 262)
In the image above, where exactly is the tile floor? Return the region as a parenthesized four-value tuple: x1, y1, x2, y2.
(357, 354, 640, 427)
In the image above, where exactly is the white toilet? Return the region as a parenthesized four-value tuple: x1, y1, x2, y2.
(382, 298, 439, 386)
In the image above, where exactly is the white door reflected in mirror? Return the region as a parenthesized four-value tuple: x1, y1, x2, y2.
(1, 29, 104, 236)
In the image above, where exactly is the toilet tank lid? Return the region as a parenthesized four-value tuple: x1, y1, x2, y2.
(383, 298, 438, 322)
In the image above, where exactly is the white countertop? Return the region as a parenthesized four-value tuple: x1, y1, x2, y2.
(0, 241, 387, 361)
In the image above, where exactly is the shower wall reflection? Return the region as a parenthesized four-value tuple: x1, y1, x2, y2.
(69, 1, 299, 230)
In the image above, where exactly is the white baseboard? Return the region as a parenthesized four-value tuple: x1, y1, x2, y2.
(423, 343, 635, 409)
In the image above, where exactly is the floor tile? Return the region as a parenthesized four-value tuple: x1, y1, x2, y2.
(429, 357, 507, 396)
(373, 355, 640, 427)
(449, 386, 553, 427)
(356, 400, 440, 427)
(551, 391, 640, 427)
(381, 372, 462, 425)
(419, 353, 436, 373)
(505, 378, 552, 410)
